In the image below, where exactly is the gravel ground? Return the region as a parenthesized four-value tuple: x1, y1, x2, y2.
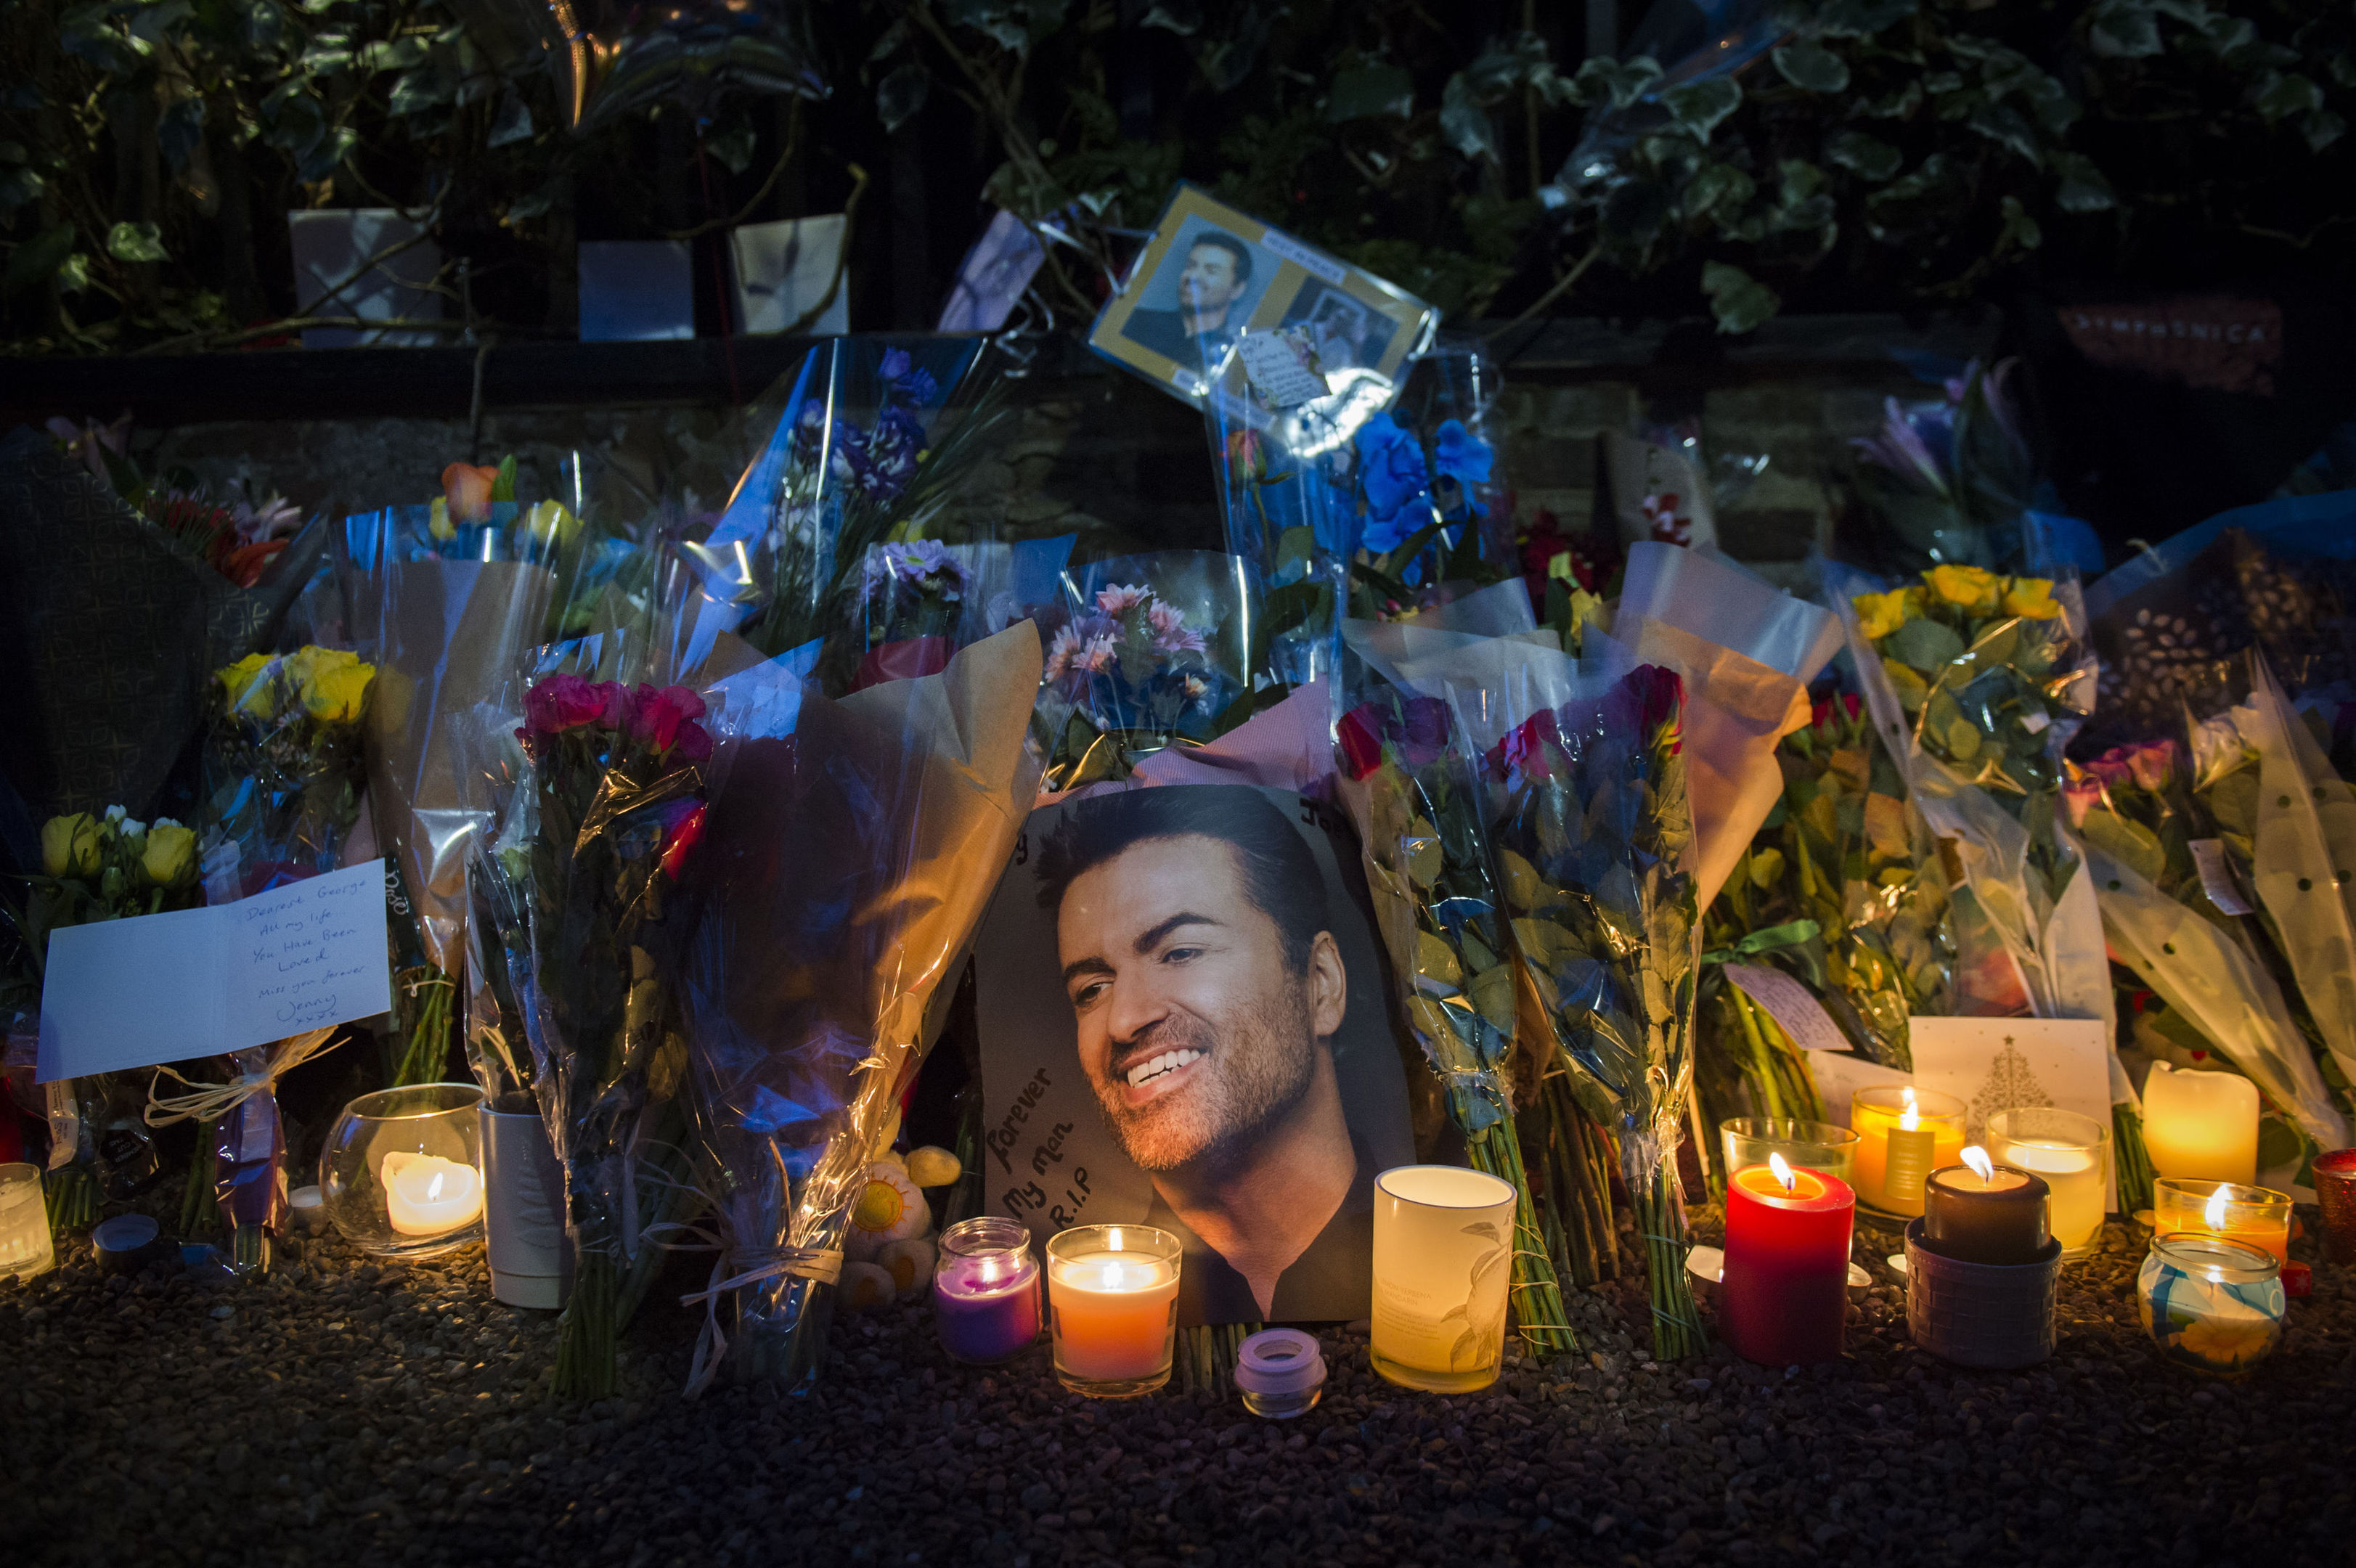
(4, 1205, 2351, 1568)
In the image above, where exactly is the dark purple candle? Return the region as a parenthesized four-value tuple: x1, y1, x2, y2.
(932, 1217, 1040, 1364)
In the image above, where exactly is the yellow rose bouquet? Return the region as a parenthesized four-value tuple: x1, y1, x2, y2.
(201, 648, 377, 901)
(1, 806, 204, 1230)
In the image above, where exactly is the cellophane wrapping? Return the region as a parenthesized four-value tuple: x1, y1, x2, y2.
(677, 623, 1042, 1392)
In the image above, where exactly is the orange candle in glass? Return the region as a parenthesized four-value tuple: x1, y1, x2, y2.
(2152, 1179, 2292, 1264)
(1045, 1224, 1181, 1397)
(1850, 1085, 1966, 1217)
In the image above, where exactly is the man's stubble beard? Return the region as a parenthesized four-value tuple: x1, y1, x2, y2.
(1093, 979, 1318, 1176)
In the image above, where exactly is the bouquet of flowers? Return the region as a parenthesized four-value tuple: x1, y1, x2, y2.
(505, 674, 719, 1398)
(1333, 678, 1586, 1349)
(202, 648, 375, 899)
(677, 624, 1040, 1392)
(1035, 556, 1253, 792)
(1844, 359, 2035, 577)
(49, 414, 313, 590)
(1461, 659, 1707, 1360)
(1, 807, 203, 1228)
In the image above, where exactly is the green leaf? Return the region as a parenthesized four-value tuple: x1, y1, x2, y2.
(296, 126, 358, 183)
(2307, 109, 2347, 152)
(1859, 81, 1923, 118)
(107, 221, 168, 263)
(158, 97, 206, 174)
(1774, 41, 1850, 94)
(1440, 73, 1496, 162)
(1997, 194, 2042, 253)
(1967, 101, 2043, 164)
(0, 165, 42, 213)
(357, 36, 428, 72)
(877, 61, 930, 134)
(1816, 0, 1917, 37)
(1683, 162, 1755, 220)
(2254, 72, 2324, 126)
(1328, 61, 1412, 121)
(1883, 614, 1965, 671)
(2090, 0, 2162, 57)
(4, 224, 75, 293)
(1700, 261, 1780, 335)
(1825, 128, 1901, 181)
(486, 90, 534, 148)
(56, 252, 89, 293)
(387, 70, 448, 117)
(1663, 77, 1741, 142)
(706, 122, 756, 174)
(1573, 54, 1663, 112)
(2079, 807, 2166, 884)
(2050, 152, 2117, 212)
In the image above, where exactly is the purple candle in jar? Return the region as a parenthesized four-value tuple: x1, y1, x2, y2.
(932, 1217, 1040, 1364)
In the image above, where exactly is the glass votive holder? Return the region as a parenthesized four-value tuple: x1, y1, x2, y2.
(1720, 1118, 1859, 1188)
(0, 1161, 56, 1282)
(1985, 1105, 2111, 1260)
(1045, 1224, 1180, 1398)
(1234, 1328, 1326, 1419)
(1370, 1164, 1517, 1394)
(932, 1217, 1041, 1365)
(1850, 1086, 1967, 1218)
(2138, 1233, 2285, 1379)
(319, 1083, 486, 1257)
(2152, 1177, 2292, 1263)
(2313, 1148, 2356, 1266)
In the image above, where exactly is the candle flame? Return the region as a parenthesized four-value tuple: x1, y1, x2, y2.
(1108, 1226, 1125, 1251)
(1961, 1146, 1994, 1183)
(2206, 1183, 2230, 1229)
(1767, 1152, 1798, 1193)
(426, 1172, 445, 1202)
(978, 1257, 1001, 1286)
(1899, 1085, 1919, 1131)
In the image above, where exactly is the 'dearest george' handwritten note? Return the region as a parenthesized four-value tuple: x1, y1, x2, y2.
(36, 859, 393, 1082)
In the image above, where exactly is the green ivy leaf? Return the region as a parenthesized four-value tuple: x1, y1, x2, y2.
(1328, 61, 1413, 121)
(2254, 72, 2323, 125)
(1997, 194, 2042, 253)
(486, 90, 534, 148)
(4, 224, 74, 293)
(57, 252, 89, 294)
(1573, 54, 1663, 111)
(706, 122, 757, 175)
(1773, 41, 1850, 94)
(1663, 77, 1742, 141)
(2050, 152, 2117, 212)
(1700, 260, 1780, 334)
(1825, 128, 1901, 181)
(877, 61, 930, 134)
(1816, 0, 1917, 37)
(1440, 73, 1496, 162)
(107, 221, 168, 264)
(2307, 109, 2347, 152)
(388, 70, 447, 117)
(357, 36, 428, 72)
(1967, 101, 2043, 164)
(0, 165, 42, 213)
(1859, 81, 1923, 118)
(2090, 0, 2162, 57)
(296, 126, 358, 182)
(158, 97, 206, 175)
(1683, 161, 1755, 220)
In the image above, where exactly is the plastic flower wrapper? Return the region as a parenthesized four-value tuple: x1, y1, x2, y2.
(1, 806, 204, 1229)
(200, 648, 376, 900)
(1843, 359, 2037, 577)
(1034, 553, 1256, 792)
(2067, 732, 2352, 1163)
(1331, 666, 1583, 1344)
(145, 1029, 338, 1277)
(1448, 650, 1708, 1360)
(673, 624, 1041, 1392)
(681, 338, 1016, 685)
(847, 535, 1075, 692)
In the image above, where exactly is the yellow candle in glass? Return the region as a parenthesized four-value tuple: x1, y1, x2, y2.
(1986, 1105, 2111, 1258)
(2152, 1178, 2292, 1263)
(1850, 1085, 1966, 1217)
(2142, 1065, 2258, 1184)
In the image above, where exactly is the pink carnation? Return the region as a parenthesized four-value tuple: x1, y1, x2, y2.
(1096, 584, 1150, 616)
(524, 674, 607, 737)
(631, 685, 709, 757)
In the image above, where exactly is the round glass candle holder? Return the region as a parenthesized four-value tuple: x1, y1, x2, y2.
(1370, 1165, 1517, 1394)
(2151, 1177, 2292, 1263)
(0, 1161, 56, 1283)
(1721, 1119, 1859, 1188)
(2315, 1148, 2356, 1266)
(2138, 1233, 2285, 1379)
(319, 1083, 486, 1257)
(1045, 1224, 1180, 1398)
(1234, 1328, 1326, 1420)
(933, 1217, 1042, 1365)
(1984, 1106, 2109, 1260)
(1850, 1086, 1967, 1219)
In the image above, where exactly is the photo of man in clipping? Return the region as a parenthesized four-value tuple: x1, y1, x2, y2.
(1122, 229, 1255, 368)
(1035, 787, 1395, 1322)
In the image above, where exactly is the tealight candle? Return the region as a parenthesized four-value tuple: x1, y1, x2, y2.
(932, 1217, 1042, 1365)
(2138, 1233, 2285, 1378)
(381, 1151, 485, 1237)
(2141, 1064, 2258, 1184)
(0, 1162, 55, 1283)
(2152, 1178, 2292, 1264)
(1922, 1148, 2050, 1266)
(1985, 1106, 2108, 1259)
(1045, 1225, 1181, 1397)
(1850, 1086, 1966, 1217)
(1720, 1154, 1856, 1366)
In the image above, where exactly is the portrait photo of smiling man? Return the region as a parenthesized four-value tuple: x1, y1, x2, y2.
(974, 785, 1414, 1326)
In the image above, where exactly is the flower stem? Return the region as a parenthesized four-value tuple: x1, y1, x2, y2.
(1634, 1161, 1707, 1362)
(1468, 1112, 1579, 1361)
(553, 1249, 619, 1400)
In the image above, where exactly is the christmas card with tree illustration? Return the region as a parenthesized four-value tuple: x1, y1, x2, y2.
(1909, 1016, 2116, 1209)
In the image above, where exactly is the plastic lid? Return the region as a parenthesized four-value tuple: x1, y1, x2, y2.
(1233, 1328, 1326, 1396)
(91, 1213, 159, 1253)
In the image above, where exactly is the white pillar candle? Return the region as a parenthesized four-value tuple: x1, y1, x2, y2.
(381, 1151, 484, 1237)
(2142, 1065, 2259, 1185)
(0, 1162, 54, 1281)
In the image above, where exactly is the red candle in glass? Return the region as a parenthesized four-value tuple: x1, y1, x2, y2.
(1721, 1155, 1856, 1366)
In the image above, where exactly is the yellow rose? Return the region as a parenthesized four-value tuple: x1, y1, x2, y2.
(140, 820, 198, 888)
(1925, 563, 2002, 614)
(2001, 576, 2063, 620)
(524, 499, 580, 542)
(41, 812, 101, 878)
(216, 653, 277, 715)
(302, 658, 375, 723)
(1853, 588, 1913, 642)
(428, 496, 456, 542)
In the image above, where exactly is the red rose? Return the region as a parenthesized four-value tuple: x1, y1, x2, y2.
(630, 685, 708, 755)
(1337, 706, 1385, 780)
(524, 674, 606, 738)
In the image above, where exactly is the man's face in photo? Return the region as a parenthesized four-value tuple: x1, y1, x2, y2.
(1056, 834, 1339, 1173)
(1176, 242, 1244, 326)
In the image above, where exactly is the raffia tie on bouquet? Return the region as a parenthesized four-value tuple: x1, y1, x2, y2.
(142, 1029, 340, 1127)
(680, 1244, 846, 1397)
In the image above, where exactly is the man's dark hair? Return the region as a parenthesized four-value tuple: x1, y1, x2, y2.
(1186, 230, 1252, 286)
(1035, 788, 1325, 974)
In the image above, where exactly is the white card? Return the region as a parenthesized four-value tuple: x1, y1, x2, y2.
(729, 216, 849, 336)
(1723, 963, 1851, 1054)
(1907, 1015, 2117, 1209)
(1803, 1049, 1912, 1130)
(2188, 838, 2255, 915)
(1234, 329, 1329, 407)
(36, 860, 393, 1082)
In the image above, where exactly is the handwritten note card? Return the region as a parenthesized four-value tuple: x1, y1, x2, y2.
(1235, 330, 1329, 407)
(37, 860, 393, 1082)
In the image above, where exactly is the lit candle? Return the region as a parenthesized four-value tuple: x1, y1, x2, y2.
(932, 1217, 1042, 1365)
(1922, 1147, 2050, 1265)
(1045, 1225, 1181, 1395)
(2141, 1064, 2258, 1185)
(2137, 1233, 2285, 1379)
(1985, 1106, 2108, 1258)
(381, 1151, 484, 1237)
(0, 1161, 54, 1283)
(1720, 1153, 1856, 1366)
(1369, 1166, 1518, 1394)
(1850, 1086, 1966, 1216)
(2152, 1178, 2292, 1264)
